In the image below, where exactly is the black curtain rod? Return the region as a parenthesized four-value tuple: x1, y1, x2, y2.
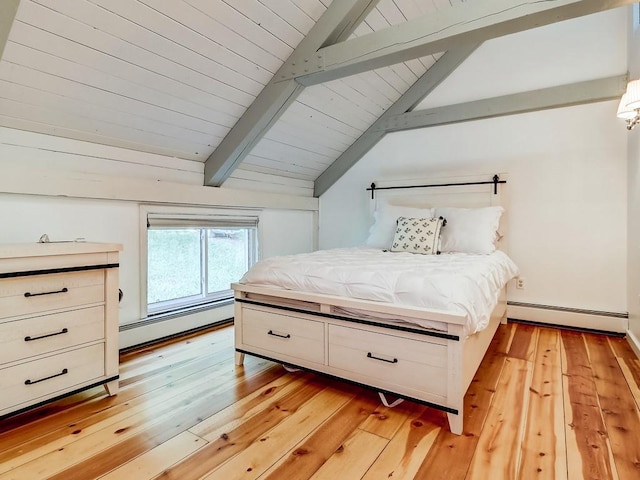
(366, 174, 505, 199)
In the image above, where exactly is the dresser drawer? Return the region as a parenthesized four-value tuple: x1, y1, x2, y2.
(0, 306, 104, 365)
(328, 325, 448, 397)
(0, 343, 105, 412)
(242, 307, 324, 364)
(0, 270, 104, 320)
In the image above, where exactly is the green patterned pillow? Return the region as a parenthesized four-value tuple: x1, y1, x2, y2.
(390, 217, 444, 255)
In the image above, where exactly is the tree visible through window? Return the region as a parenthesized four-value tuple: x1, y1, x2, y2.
(147, 225, 257, 315)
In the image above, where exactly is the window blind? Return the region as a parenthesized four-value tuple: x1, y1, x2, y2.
(147, 213, 259, 229)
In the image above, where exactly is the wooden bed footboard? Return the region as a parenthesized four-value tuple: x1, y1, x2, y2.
(232, 283, 507, 435)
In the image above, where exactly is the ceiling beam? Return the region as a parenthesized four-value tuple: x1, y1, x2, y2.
(378, 74, 628, 132)
(204, 0, 380, 187)
(291, 0, 635, 86)
(0, 0, 19, 61)
(313, 45, 480, 197)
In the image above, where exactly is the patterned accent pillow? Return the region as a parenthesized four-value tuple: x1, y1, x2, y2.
(390, 216, 444, 255)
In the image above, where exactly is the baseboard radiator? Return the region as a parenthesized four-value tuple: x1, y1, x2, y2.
(506, 301, 628, 334)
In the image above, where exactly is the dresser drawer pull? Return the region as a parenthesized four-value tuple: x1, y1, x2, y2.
(24, 287, 69, 298)
(267, 330, 291, 339)
(25, 368, 69, 385)
(24, 328, 69, 342)
(367, 352, 398, 364)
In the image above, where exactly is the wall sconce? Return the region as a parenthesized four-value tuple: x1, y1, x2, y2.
(618, 79, 640, 130)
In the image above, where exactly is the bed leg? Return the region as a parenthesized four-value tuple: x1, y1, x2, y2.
(447, 412, 463, 436)
(235, 351, 245, 366)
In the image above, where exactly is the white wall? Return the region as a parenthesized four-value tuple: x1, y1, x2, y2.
(320, 9, 629, 332)
(0, 127, 318, 348)
(627, 4, 640, 353)
(0, 192, 316, 347)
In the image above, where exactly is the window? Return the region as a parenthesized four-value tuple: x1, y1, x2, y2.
(143, 208, 259, 316)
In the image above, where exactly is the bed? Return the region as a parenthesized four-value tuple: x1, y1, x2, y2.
(232, 174, 517, 435)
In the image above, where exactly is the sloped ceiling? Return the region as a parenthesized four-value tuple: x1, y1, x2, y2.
(0, 0, 633, 198)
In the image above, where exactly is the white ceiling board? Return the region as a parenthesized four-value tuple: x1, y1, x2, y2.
(266, 122, 347, 158)
(0, 77, 225, 147)
(224, 1, 305, 48)
(224, 167, 315, 196)
(182, 0, 294, 62)
(6, 22, 248, 121)
(248, 136, 334, 169)
(24, 0, 257, 106)
(241, 153, 326, 180)
(0, 0, 566, 198)
(0, 97, 212, 160)
(0, 126, 203, 185)
(0, 127, 203, 173)
(259, 0, 323, 32)
(88, 0, 269, 92)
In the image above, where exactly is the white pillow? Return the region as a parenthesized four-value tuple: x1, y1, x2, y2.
(435, 206, 504, 254)
(366, 202, 434, 249)
(390, 216, 444, 255)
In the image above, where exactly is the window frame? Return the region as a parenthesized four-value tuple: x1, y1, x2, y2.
(139, 205, 261, 319)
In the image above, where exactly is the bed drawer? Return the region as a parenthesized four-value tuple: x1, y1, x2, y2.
(328, 325, 448, 398)
(0, 306, 105, 366)
(0, 270, 105, 320)
(0, 343, 105, 413)
(241, 307, 324, 364)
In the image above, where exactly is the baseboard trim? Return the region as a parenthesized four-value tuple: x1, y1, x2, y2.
(119, 319, 232, 354)
(627, 329, 640, 358)
(508, 318, 625, 337)
(118, 303, 234, 349)
(507, 302, 628, 334)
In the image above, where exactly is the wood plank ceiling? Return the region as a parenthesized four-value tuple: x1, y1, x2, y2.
(0, 1, 632, 197)
(0, 0, 445, 197)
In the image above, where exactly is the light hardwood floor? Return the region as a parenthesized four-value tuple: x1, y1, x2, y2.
(1, 322, 639, 479)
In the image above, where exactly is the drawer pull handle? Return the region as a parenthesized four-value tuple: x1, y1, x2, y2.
(267, 330, 291, 339)
(24, 287, 68, 298)
(367, 352, 398, 364)
(24, 328, 69, 342)
(25, 368, 69, 385)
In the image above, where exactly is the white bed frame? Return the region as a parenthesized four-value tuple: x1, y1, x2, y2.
(233, 174, 508, 435)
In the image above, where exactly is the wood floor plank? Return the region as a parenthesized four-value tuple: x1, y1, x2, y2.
(1, 323, 637, 480)
(0, 350, 258, 473)
(561, 331, 618, 480)
(360, 406, 442, 480)
(508, 323, 539, 362)
(358, 398, 423, 440)
(201, 385, 356, 480)
(119, 337, 232, 386)
(0, 343, 236, 449)
(466, 357, 533, 480)
(97, 431, 206, 480)
(606, 336, 639, 362)
(309, 429, 388, 480)
(414, 323, 514, 480)
(189, 372, 302, 440)
(616, 357, 640, 411)
(518, 328, 567, 480)
(584, 334, 640, 479)
(155, 376, 330, 480)
(260, 390, 380, 479)
(2, 361, 281, 480)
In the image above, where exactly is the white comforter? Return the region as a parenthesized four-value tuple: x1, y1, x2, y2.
(240, 248, 519, 335)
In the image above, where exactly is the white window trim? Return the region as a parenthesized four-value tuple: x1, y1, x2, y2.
(139, 204, 262, 320)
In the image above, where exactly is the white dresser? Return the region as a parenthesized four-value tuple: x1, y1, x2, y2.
(0, 242, 122, 418)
